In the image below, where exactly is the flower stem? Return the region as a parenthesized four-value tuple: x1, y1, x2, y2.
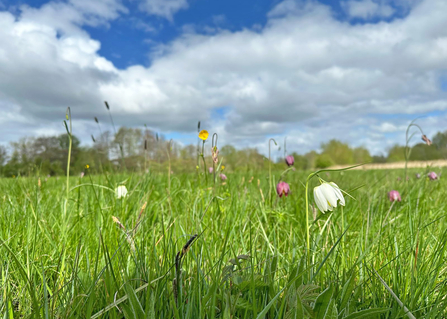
(197, 122, 201, 182)
(212, 133, 218, 188)
(268, 138, 277, 205)
(201, 140, 207, 185)
(303, 165, 361, 266)
(64, 107, 72, 202)
(66, 136, 72, 201)
(404, 119, 425, 181)
(341, 205, 345, 269)
(277, 167, 295, 184)
(305, 178, 310, 256)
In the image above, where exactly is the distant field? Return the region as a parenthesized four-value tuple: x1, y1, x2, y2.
(1, 168, 446, 318)
(330, 159, 447, 170)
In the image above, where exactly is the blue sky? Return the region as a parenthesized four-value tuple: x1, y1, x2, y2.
(0, 0, 446, 155)
(89, 0, 276, 69)
(6, 0, 409, 69)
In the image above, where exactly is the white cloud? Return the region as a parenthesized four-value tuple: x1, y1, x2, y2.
(138, 0, 188, 21)
(19, 0, 127, 35)
(341, 0, 395, 19)
(1, 0, 447, 155)
(374, 122, 401, 132)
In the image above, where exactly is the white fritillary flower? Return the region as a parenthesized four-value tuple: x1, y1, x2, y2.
(313, 182, 345, 213)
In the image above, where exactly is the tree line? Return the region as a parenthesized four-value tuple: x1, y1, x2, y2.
(1, 127, 447, 177)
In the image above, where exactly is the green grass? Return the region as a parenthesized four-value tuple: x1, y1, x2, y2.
(1, 168, 446, 318)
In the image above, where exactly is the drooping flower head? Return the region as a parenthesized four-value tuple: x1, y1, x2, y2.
(313, 182, 345, 213)
(199, 130, 209, 140)
(388, 190, 401, 202)
(428, 171, 438, 180)
(276, 181, 290, 198)
(212, 146, 219, 164)
(220, 173, 227, 181)
(115, 185, 128, 198)
(80, 172, 85, 178)
(208, 167, 213, 174)
(285, 155, 294, 167)
(422, 135, 432, 146)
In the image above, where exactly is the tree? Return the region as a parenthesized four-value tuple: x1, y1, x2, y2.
(289, 152, 310, 170)
(114, 127, 143, 158)
(58, 133, 81, 150)
(387, 145, 405, 162)
(304, 151, 318, 169)
(409, 143, 442, 161)
(432, 131, 447, 159)
(0, 145, 7, 175)
(353, 147, 372, 163)
(10, 137, 35, 165)
(432, 131, 447, 149)
(372, 155, 386, 163)
(315, 154, 334, 168)
(0, 145, 7, 166)
(321, 140, 353, 165)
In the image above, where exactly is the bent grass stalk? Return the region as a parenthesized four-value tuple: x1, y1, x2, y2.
(166, 139, 173, 193)
(105, 101, 126, 170)
(144, 124, 149, 173)
(63, 107, 72, 203)
(372, 266, 416, 319)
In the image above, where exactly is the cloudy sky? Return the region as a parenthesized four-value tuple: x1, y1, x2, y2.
(1, 0, 447, 156)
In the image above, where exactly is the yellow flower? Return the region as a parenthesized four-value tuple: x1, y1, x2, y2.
(221, 165, 225, 171)
(85, 164, 90, 169)
(198, 130, 209, 140)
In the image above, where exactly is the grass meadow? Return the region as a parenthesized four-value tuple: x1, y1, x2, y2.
(1, 167, 447, 318)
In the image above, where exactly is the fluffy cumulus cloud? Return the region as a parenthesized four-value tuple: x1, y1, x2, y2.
(341, 0, 424, 20)
(18, 0, 127, 33)
(138, 0, 188, 21)
(1, 0, 447, 155)
(341, 0, 395, 19)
